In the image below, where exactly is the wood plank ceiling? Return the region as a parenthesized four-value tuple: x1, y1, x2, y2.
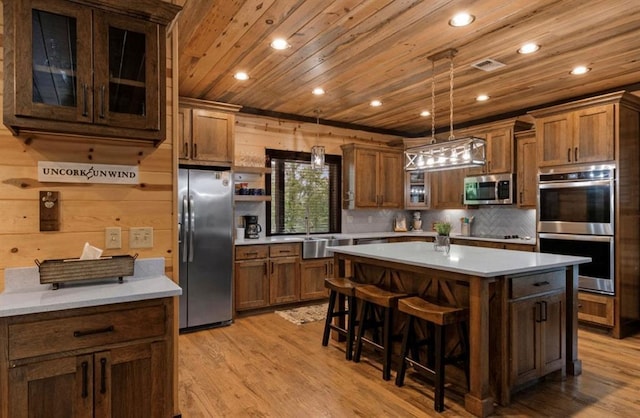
(176, 0, 640, 137)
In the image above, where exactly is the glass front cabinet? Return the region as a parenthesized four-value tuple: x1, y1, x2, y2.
(405, 170, 430, 208)
(4, 0, 179, 144)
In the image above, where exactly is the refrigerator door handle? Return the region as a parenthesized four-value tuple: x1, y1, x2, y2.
(189, 195, 195, 262)
(181, 195, 188, 263)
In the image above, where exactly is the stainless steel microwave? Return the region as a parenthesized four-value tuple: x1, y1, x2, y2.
(463, 173, 514, 205)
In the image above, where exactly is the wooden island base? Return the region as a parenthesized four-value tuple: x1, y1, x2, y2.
(330, 242, 586, 417)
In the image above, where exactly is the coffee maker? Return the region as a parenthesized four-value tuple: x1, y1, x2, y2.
(243, 215, 262, 239)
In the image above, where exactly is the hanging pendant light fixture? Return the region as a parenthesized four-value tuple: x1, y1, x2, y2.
(311, 109, 325, 169)
(405, 49, 486, 172)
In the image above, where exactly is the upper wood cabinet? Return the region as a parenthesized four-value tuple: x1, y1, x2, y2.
(178, 98, 241, 166)
(462, 119, 533, 175)
(3, 0, 181, 144)
(529, 92, 640, 168)
(516, 129, 537, 208)
(430, 167, 468, 210)
(342, 143, 404, 209)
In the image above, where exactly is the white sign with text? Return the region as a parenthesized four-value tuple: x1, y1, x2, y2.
(38, 161, 139, 184)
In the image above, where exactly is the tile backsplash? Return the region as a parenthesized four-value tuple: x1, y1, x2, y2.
(342, 207, 536, 238)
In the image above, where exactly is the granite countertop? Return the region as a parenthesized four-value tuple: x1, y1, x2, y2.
(235, 231, 536, 246)
(0, 258, 182, 318)
(327, 241, 589, 278)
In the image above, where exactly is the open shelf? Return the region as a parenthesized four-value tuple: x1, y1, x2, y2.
(234, 195, 271, 202)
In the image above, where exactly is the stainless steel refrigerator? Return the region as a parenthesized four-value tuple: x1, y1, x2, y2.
(178, 167, 233, 331)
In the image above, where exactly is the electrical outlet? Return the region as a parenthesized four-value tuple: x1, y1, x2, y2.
(130, 227, 153, 249)
(105, 227, 122, 249)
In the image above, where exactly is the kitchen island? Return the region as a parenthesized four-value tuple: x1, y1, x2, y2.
(329, 242, 590, 417)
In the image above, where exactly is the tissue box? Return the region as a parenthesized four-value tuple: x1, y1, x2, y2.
(36, 255, 136, 289)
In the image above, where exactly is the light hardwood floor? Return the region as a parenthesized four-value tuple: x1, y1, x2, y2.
(178, 312, 640, 417)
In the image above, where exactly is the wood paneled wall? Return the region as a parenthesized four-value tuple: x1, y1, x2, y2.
(234, 113, 403, 161)
(0, 2, 177, 292)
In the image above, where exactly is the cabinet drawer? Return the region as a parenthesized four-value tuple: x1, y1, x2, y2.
(9, 304, 166, 361)
(236, 245, 268, 260)
(510, 270, 565, 299)
(578, 292, 614, 326)
(270, 243, 300, 258)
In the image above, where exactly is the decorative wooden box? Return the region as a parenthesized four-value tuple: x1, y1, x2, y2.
(36, 255, 136, 290)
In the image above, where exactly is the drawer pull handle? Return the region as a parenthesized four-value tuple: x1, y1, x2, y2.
(245, 252, 258, 256)
(100, 358, 107, 394)
(533, 281, 550, 287)
(74, 325, 114, 338)
(81, 361, 89, 398)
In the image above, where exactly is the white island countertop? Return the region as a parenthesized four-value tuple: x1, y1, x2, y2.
(328, 241, 590, 277)
(0, 258, 182, 318)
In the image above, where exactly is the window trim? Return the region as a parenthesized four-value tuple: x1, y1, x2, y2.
(265, 149, 341, 236)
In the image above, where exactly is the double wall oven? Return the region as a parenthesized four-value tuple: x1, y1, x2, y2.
(537, 164, 615, 295)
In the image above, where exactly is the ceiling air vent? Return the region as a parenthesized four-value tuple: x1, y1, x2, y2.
(471, 58, 506, 72)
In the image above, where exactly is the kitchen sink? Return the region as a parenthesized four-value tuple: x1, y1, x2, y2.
(302, 236, 352, 259)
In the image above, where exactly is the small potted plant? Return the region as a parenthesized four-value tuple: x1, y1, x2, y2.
(434, 221, 452, 254)
(434, 221, 452, 236)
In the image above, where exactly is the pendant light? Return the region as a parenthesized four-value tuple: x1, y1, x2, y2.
(311, 109, 325, 170)
(405, 49, 486, 172)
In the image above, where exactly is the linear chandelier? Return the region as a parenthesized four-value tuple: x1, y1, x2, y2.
(405, 49, 486, 172)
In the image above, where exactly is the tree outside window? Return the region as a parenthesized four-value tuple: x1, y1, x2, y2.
(266, 149, 341, 235)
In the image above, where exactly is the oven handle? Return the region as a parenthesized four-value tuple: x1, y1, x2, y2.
(538, 233, 613, 243)
(538, 179, 613, 189)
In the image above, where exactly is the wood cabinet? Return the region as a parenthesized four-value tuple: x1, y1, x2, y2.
(179, 98, 241, 166)
(342, 144, 403, 209)
(451, 238, 535, 252)
(429, 168, 466, 209)
(462, 119, 533, 175)
(235, 245, 269, 311)
(532, 103, 614, 167)
(300, 258, 333, 300)
(3, 0, 180, 144)
(234, 243, 301, 311)
(269, 244, 300, 305)
(405, 170, 430, 208)
(1, 298, 173, 418)
(516, 129, 537, 208)
(577, 291, 614, 327)
(531, 91, 640, 338)
(509, 271, 565, 389)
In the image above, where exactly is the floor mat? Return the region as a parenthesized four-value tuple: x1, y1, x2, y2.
(275, 303, 328, 325)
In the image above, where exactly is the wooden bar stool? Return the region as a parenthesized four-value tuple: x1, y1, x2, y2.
(322, 277, 361, 360)
(353, 284, 408, 381)
(395, 296, 469, 412)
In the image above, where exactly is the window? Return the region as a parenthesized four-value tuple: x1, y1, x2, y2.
(266, 149, 341, 236)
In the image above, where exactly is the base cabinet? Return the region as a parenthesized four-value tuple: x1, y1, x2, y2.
(1, 299, 173, 418)
(300, 259, 333, 300)
(509, 273, 565, 390)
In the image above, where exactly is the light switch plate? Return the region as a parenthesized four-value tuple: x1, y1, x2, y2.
(130, 227, 153, 248)
(105, 227, 122, 249)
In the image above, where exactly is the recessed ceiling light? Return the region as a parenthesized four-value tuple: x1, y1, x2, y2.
(420, 110, 431, 117)
(234, 72, 249, 81)
(518, 43, 540, 54)
(571, 65, 591, 75)
(312, 87, 325, 96)
(270, 38, 290, 50)
(476, 94, 490, 102)
(370, 99, 382, 107)
(449, 12, 475, 27)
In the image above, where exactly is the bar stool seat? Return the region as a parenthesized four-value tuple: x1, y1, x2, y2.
(321, 277, 362, 360)
(353, 284, 409, 381)
(395, 296, 469, 412)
